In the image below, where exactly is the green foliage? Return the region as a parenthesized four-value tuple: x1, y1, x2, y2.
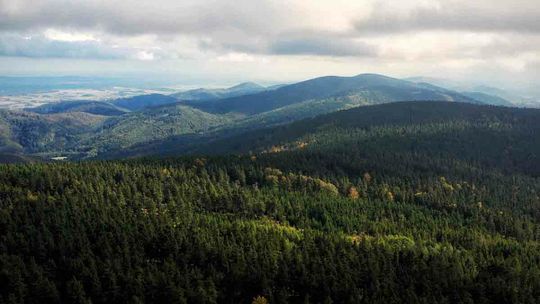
(1, 143, 540, 303)
(198, 101, 540, 177)
(0, 109, 106, 155)
(2, 101, 540, 303)
(78, 104, 231, 154)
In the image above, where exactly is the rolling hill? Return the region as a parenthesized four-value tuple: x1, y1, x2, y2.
(407, 76, 530, 107)
(185, 74, 478, 115)
(460, 91, 514, 107)
(190, 101, 540, 176)
(75, 104, 232, 157)
(28, 100, 130, 116)
(172, 82, 266, 101)
(112, 93, 179, 111)
(0, 73, 520, 161)
(0, 110, 106, 155)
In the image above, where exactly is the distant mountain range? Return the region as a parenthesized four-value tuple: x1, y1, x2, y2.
(29, 100, 129, 116)
(183, 74, 478, 115)
(172, 82, 267, 101)
(405, 76, 530, 107)
(0, 73, 534, 162)
(112, 93, 179, 111)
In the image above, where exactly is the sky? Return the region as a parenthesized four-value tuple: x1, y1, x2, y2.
(0, 0, 539, 91)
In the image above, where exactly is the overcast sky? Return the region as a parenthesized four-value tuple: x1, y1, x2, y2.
(0, 0, 538, 90)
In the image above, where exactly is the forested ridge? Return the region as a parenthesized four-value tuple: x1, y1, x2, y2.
(2, 101, 540, 303)
(0, 74, 485, 160)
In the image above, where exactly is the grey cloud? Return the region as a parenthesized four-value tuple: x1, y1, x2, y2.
(1, 0, 380, 59)
(0, 0, 289, 36)
(0, 33, 129, 59)
(355, 3, 540, 34)
(270, 37, 377, 57)
(477, 36, 540, 57)
(198, 27, 379, 58)
(198, 38, 268, 55)
(4, 0, 539, 37)
(1, 0, 539, 62)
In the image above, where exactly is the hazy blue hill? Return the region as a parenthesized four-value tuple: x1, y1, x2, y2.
(112, 93, 179, 111)
(227, 82, 266, 93)
(172, 82, 266, 101)
(266, 83, 288, 90)
(187, 74, 478, 115)
(28, 100, 130, 116)
(461, 91, 514, 107)
(173, 88, 221, 101)
(406, 77, 531, 107)
(413, 82, 510, 106)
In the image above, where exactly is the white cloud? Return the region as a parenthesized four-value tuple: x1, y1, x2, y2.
(0, 0, 538, 91)
(135, 51, 155, 61)
(216, 53, 267, 63)
(43, 29, 98, 42)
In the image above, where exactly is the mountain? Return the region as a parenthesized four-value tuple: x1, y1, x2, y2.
(75, 104, 232, 157)
(28, 100, 130, 116)
(0, 73, 516, 160)
(0, 110, 106, 156)
(460, 92, 514, 107)
(225, 82, 266, 95)
(186, 74, 478, 115)
(470, 85, 540, 108)
(266, 83, 288, 90)
(406, 76, 536, 107)
(172, 82, 266, 101)
(0, 102, 231, 159)
(192, 101, 540, 176)
(112, 93, 179, 111)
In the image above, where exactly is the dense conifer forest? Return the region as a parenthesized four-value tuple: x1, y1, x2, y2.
(2, 102, 540, 303)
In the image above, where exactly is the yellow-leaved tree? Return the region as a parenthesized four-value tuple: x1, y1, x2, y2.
(252, 295, 269, 304)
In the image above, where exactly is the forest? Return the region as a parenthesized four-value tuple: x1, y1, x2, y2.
(1, 101, 540, 303)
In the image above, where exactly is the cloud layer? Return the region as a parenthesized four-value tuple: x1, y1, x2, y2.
(0, 0, 538, 89)
(355, 1, 540, 34)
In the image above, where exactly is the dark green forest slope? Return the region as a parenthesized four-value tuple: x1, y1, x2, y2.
(76, 104, 232, 157)
(0, 110, 107, 155)
(2, 101, 540, 303)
